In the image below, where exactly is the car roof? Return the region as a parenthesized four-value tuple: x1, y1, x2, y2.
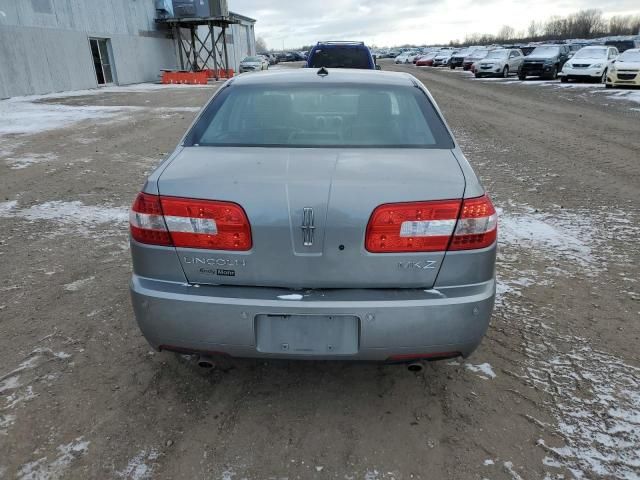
(229, 68, 417, 87)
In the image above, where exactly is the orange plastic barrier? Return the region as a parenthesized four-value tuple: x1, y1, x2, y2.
(161, 71, 209, 85)
(203, 69, 235, 79)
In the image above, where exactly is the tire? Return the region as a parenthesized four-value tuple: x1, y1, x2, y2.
(605, 83, 613, 89)
(550, 66, 558, 80)
(600, 70, 607, 84)
(450, 64, 455, 70)
(518, 73, 526, 81)
(474, 73, 481, 78)
(502, 66, 509, 78)
(560, 76, 568, 83)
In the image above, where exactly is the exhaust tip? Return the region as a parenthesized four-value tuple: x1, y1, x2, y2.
(407, 362, 423, 372)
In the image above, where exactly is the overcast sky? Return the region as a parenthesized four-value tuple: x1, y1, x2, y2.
(231, 0, 639, 48)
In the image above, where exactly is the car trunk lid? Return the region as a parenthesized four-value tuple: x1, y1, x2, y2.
(157, 147, 466, 289)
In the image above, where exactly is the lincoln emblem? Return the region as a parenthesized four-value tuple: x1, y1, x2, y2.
(301, 207, 315, 246)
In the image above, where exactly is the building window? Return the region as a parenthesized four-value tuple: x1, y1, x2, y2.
(89, 38, 115, 85)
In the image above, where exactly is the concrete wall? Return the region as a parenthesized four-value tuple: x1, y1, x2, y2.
(0, 0, 176, 98)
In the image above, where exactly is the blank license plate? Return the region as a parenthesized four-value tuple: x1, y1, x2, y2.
(256, 314, 359, 355)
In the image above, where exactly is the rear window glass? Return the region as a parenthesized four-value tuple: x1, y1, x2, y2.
(185, 84, 454, 149)
(309, 48, 370, 68)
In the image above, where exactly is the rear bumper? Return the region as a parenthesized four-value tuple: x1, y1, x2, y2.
(130, 276, 495, 361)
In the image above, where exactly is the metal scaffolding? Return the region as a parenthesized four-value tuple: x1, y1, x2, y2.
(157, 17, 237, 80)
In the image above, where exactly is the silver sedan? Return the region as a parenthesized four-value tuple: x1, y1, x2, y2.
(129, 68, 497, 364)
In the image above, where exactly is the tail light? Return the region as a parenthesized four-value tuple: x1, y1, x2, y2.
(449, 195, 497, 250)
(130, 192, 252, 251)
(365, 195, 496, 253)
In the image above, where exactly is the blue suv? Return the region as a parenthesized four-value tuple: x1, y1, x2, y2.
(306, 41, 379, 70)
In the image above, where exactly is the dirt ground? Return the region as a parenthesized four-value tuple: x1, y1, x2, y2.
(0, 62, 639, 479)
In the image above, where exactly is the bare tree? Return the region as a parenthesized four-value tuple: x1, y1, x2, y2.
(497, 25, 515, 41)
(255, 37, 268, 53)
(571, 9, 605, 38)
(459, 9, 640, 47)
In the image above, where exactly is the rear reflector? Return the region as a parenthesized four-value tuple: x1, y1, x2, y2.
(365, 195, 496, 253)
(130, 192, 252, 250)
(365, 200, 461, 252)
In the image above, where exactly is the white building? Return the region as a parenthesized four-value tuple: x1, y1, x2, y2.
(0, 0, 256, 98)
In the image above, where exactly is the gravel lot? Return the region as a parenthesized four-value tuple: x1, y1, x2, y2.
(1, 62, 639, 479)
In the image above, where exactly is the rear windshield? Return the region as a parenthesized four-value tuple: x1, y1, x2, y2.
(309, 47, 371, 68)
(186, 84, 454, 149)
(242, 56, 262, 62)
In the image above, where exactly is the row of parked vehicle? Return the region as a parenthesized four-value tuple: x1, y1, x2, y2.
(397, 43, 640, 87)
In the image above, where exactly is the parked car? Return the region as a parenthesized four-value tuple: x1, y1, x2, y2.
(433, 49, 456, 67)
(258, 52, 278, 65)
(605, 38, 640, 53)
(450, 48, 471, 69)
(463, 48, 490, 71)
(606, 48, 640, 88)
(307, 41, 377, 69)
(518, 44, 570, 80)
(559, 46, 618, 83)
(129, 68, 497, 364)
(239, 56, 268, 73)
(395, 51, 420, 64)
(475, 48, 524, 78)
(416, 52, 438, 66)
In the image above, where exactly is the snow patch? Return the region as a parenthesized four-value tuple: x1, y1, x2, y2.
(483, 459, 495, 466)
(0, 200, 128, 238)
(6, 153, 58, 169)
(277, 294, 303, 300)
(0, 200, 17, 214)
(465, 363, 496, 379)
(64, 276, 95, 292)
(116, 449, 159, 480)
(0, 99, 134, 137)
(18, 437, 90, 480)
(0, 413, 16, 435)
(0, 375, 21, 393)
(499, 208, 593, 267)
(503, 461, 524, 480)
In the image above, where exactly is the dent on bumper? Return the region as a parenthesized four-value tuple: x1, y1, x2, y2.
(130, 276, 495, 361)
